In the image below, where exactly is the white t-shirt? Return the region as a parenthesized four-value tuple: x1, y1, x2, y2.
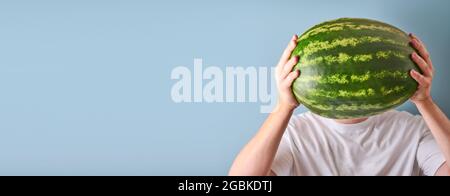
(271, 110, 445, 176)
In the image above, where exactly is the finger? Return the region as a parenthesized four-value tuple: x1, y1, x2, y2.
(284, 70, 300, 87)
(410, 69, 429, 86)
(411, 52, 432, 77)
(281, 56, 300, 78)
(278, 35, 298, 67)
(412, 35, 434, 72)
(410, 38, 431, 64)
(409, 34, 432, 66)
(409, 33, 425, 47)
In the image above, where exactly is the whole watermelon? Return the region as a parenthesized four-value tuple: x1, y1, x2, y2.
(292, 18, 419, 119)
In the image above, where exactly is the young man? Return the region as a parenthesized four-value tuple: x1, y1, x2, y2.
(229, 34, 450, 176)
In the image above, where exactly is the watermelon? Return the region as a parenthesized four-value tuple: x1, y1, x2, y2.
(291, 18, 419, 119)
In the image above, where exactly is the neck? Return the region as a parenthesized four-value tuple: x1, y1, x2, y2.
(334, 117, 368, 124)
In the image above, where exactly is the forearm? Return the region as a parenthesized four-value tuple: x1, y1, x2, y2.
(416, 99, 450, 167)
(229, 105, 294, 176)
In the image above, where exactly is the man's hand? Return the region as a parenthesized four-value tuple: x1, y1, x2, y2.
(409, 33, 434, 104)
(409, 33, 450, 176)
(275, 35, 301, 111)
(229, 35, 302, 176)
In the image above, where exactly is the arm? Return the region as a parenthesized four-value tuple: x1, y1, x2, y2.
(409, 34, 450, 176)
(229, 35, 301, 176)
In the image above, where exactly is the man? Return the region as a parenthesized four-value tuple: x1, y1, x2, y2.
(229, 34, 450, 176)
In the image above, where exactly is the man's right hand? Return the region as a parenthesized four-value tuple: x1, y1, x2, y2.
(275, 35, 301, 111)
(229, 35, 303, 176)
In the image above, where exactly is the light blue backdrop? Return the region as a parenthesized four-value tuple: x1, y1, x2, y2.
(0, 0, 449, 175)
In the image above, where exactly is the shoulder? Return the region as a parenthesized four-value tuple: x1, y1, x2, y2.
(376, 110, 428, 133)
(378, 110, 424, 124)
(284, 111, 326, 138)
(288, 111, 319, 128)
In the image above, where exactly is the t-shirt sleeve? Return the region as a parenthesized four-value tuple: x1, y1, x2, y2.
(415, 116, 446, 176)
(271, 124, 295, 176)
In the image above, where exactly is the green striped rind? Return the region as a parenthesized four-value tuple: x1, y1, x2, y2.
(291, 18, 419, 119)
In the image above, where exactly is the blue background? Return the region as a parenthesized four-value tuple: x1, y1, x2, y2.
(0, 0, 449, 175)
